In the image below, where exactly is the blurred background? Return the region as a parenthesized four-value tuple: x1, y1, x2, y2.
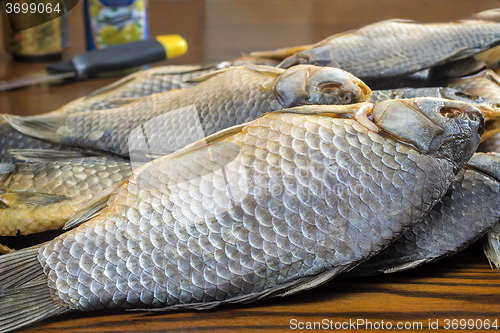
(1, 0, 500, 114)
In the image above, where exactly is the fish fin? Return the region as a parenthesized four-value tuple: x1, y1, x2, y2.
(64, 181, 124, 230)
(183, 68, 233, 83)
(85, 73, 138, 99)
(243, 64, 284, 76)
(146, 123, 249, 164)
(0, 244, 45, 289)
(0, 192, 70, 209)
(484, 225, 500, 270)
(104, 97, 141, 109)
(485, 69, 500, 85)
(0, 245, 71, 332)
(0, 164, 15, 185)
(273, 265, 349, 298)
(8, 149, 105, 162)
(0, 243, 15, 255)
(249, 44, 314, 60)
(3, 114, 66, 142)
(0, 281, 70, 333)
(383, 259, 429, 274)
(273, 103, 370, 116)
(131, 265, 350, 312)
(151, 63, 218, 75)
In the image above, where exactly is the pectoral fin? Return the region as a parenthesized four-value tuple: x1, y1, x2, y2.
(64, 181, 125, 229)
(0, 192, 70, 209)
(0, 164, 15, 185)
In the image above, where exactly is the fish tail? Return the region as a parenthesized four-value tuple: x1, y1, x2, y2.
(0, 244, 71, 332)
(484, 226, 500, 269)
(3, 113, 67, 143)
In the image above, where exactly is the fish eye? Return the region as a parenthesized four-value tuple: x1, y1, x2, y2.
(439, 107, 464, 119)
(318, 82, 343, 92)
(454, 91, 479, 101)
(339, 90, 353, 104)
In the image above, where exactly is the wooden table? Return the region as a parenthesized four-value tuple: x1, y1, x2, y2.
(1, 1, 500, 332)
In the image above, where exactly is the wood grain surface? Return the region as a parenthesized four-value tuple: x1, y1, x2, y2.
(2, 1, 500, 332)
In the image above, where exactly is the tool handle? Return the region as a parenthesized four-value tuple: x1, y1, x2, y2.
(47, 35, 187, 78)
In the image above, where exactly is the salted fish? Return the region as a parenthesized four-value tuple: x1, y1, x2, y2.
(0, 98, 484, 332)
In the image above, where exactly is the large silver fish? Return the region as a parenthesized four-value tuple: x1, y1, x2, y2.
(347, 152, 500, 276)
(0, 59, 282, 164)
(0, 98, 483, 332)
(277, 19, 500, 81)
(0, 154, 131, 238)
(55, 57, 282, 114)
(5, 65, 370, 158)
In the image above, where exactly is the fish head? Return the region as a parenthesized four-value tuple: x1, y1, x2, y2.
(274, 65, 370, 108)
(372, 97, 484, 172)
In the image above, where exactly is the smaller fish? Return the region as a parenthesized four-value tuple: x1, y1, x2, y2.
(278, 19, 500, 81)
(346, 152, 500, 276)
(5, 65, 370, 158)
(0, 153, 131, 238)
(55, 57, 282, 115)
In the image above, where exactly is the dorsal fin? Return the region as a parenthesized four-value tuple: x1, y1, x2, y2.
(272, 103, 371, 116)
(243, 64, 284, 76)
(0, 192, 70, 209)
(184, 68, 233, 83)
(104, 97, 141, 109)
(85, 73, 139, 99)
(249, 44, 314, 60)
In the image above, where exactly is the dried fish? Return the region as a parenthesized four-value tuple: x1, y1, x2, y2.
(0, 98, 483, 332)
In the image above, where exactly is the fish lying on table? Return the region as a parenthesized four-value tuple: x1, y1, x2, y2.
(54, 57, 282, 115)
(346, 152, 500, 276)
(4, 65, 370, 159)
(0, 155, 131, 241)
(275, 18, 500, 87)
(0, 58, 282, 164)
(0, 97, 484, 332)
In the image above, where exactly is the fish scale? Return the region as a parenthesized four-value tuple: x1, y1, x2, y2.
(279, 19, 500, 80)
(64, 69, 278, 156)
(348, 154, 500, 277)
(6, 65, 370, 161)
(31, 111, 458, 312)
(0, 99, 483, 332)
(0, 157, 131, 236)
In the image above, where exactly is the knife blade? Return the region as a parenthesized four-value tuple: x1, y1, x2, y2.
(0, 34, 187, 91)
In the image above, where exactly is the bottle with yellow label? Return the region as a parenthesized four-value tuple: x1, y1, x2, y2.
(83, 0, 148, 50)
